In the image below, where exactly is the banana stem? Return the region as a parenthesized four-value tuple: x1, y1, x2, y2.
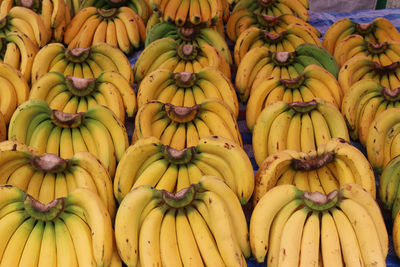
(174, 72, 198, 87)
(177, 44, 199, 60)
(263, 31, 284, 43)
(163, 185, 196, 208)
(24, 195, 65, 221)
(291, 152, 335, 171)
(366, 41, 388, 54)
(383, 87, 400, 101)
(97, 8, 118, 18)
(280, 74, 305, 89)
(19, 0, 35, 8)
(179, 27, 200, 41)
(31, 154, 68, 172)
(51, 110, 85, 128)
(258, 0, 276, 8)
(355, 22, 375, 35)
(165, 103, 199, 123)
(162, 145, 195, 164)
(65, 48, 91, 63)
(302, 190, 339, 211)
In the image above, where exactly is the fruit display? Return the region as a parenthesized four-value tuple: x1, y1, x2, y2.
(246, 64, 343, 125)
(0, 6, 51, 47)
(31, 42, 133, 85)
(145, 22, 232, 65)
(0, 140, 116, 218)
(235, 44, 339, 102)
(29, 70, 137, 122)
(253, 137, 375, 204)
(8, 99, 129, 177)
(137, 67, 238, 116)
(227, 12, 320, 42)
(338, 54, 400, 93)
(250, 183, 388, 266)
(0, 61, 29, 124)
(232, 0, 309, 22)
(115, 175, 250, 266)
(234, 24, 321, 65)
(322, 17, 400, 55)
(133, 98, 242, 148)
(366, 107, 400, 174)
(133, 37, 231, 84)
(148, 0, 229, 27)
(64, 6, 146, 54)
(342, 79, 400, 145)
(251, 99, 349, 161)
(0, 185, 118, 266)
(114, 135, 254, 203)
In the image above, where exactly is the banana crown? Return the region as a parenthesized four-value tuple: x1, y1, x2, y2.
(13, 0, 41, 12)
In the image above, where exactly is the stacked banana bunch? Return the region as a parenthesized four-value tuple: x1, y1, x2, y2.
(236, 44, 339, 102)
(115, 175, 250, 267)
(251, 99, 349, 164)
(0, 184, 119, 266)
(250, 183, 388, 266)
(133, 37, 231, 84)
(133, 99, 242, 148)
(114, 135, 254, 202)
(64, 6, 146, 54)
(31, 42, 133, 84)
(8, 99, 129, 177)
(0, 140, 116, 218)
(29, 70, 137, 121)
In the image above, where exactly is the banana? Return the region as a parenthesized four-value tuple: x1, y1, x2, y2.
(18, 219, 45, 267)
(64, 7, 97, 43)
(320, 210, 343, 267)
(322, 18, 354, 54)
(159, 208, 183, 267)
(0, 210, 29, 260)
(54, 217, 79, 267)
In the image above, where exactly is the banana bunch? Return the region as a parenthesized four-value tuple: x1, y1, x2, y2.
(137, 67, 238, 116)
(145, 11, 160, 33)
(0, 31, 39, 83)
(232, 0, 309, 21)
(251, 99, 349, 163)
(253, 137, 375, 204)
(0, 6, 50, 47)
(379, 155, 400, 220)
(114, 135, 254, 203)
(133, 99, 242, 149)
(234, 24, 322, 65)
(29, 71, 137, 122)
(0, 62, 29, 124)
(338, 55, 400, 94)
(342, 79, 400, 145)
(323, 17, 400, 55)
(0, 184, 119, 266)
(64, 6, 146, 55)
(64, 0, 83, 17)
(334, 34, 400, 67)
(250, 183, 387, 266)
(366, 107, 400, 174)
(133, 37, 231, 85)
(149, 0, 228, 27)
(8, 99, 129, 177)
(31, 42, 133, 85)
(145, 22, 232, 65)
(246, 64, 344, 126)
(115, 175, 250, 267)
(80, 0, 151, 22)
(0, 140, 116, 218)
(236, 44, 340, 102)
(227, 12, 320, 41)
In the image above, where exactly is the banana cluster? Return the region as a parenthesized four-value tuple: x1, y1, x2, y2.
(342, 79, 400, 145)
(0, 6, 50, 47)
(334, 34, 400, 67)
(133, 37, 231, 85)
(0, 140, 116, 218)
(31, 42, 133, 85)
(133, 99, 242, 149)
(0, 185, 119, 266)
(250, 183, 388, 266)
(246, 64, 343, 127)
(0, 62, 29, 124)
(8, 99, 129, 177)
(29, 70, 137, 121)
(80, 0, 151, 22)
(253, 137, 375, 204)
(114, 135, 254, 203)
(149, 0, 228, 27)
(232, 0, 309, 22)
(64, 6, 146, 55)
(236, 44, 340, 102)
(145, 22, 232, 65)
(137, 67, 238, 116)
(227, 12, 319, 41)
(234, 23, 321, 65)
(323, 17, 400, 55)
(115, 175, 250, 266)
(252, 99, 349, 163)
(366, 107, 400, 174)
(380, 155, 400, 220)
(338, 55, 400, 94)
